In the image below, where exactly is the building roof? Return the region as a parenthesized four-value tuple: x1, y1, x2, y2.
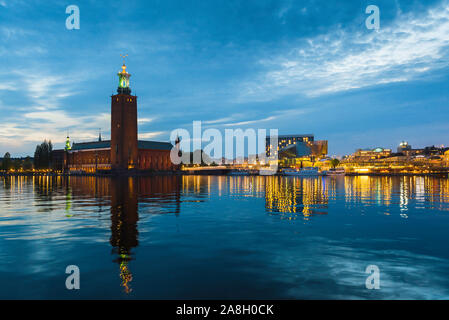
(72, 140, 111, 151)
(138, 140, 173, 150)
(71, 140, 173, 151)
(266, 134, 314, 138)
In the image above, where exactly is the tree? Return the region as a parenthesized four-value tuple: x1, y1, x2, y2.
(34, 140, 53, 169)
(330, 158, 340, 169)
(23, 156, 33, 171)
(12, 159, 22, 171)
(2, 152, 11, 171)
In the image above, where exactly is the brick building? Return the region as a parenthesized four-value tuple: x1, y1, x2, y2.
(52, 62, 178, 173)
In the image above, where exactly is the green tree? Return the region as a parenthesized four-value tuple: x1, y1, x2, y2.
(2, 152, 11, 171)
(34, 140, 53, 169)
(330, 158, 340, 169)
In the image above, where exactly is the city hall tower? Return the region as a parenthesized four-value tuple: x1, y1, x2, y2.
(111, 61, 138, 170)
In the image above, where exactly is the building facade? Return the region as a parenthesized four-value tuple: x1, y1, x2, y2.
(266, 134, 314, 158)
(266, 134, 328, 159)
(52, 62, 178, 173)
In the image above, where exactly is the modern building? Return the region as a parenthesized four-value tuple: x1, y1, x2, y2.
(52, 62, 178, 173)
(397, 141, 412, 153)
(266, 134, 327, 158)
(266, 134, 313, 158)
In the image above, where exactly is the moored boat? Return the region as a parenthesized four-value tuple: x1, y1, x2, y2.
(282, 167, 320, 177)
(325, 168, 346, 176)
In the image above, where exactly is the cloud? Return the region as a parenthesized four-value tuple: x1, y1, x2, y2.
(203, 117, 236, 125)
(241, 0, 449, 99)
(223, 116, 278, 127)
(138, 117, 155, 124)
(0, 83, 17, 91)
(0, 111, 110, 154)
(138, 131, 165, 139)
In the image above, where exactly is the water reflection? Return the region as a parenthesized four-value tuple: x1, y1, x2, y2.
(0, 175, 182, 294)
(0, 174, 449, 298)
(265, 176, 329, 219)
(110, 178, 138, 293)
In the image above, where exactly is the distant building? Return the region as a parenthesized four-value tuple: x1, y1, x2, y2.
(444, 150, 449, 164)
(266, 134, 327, 158)
(347, 148, 392, 162)
(266, 134, 313, 158)
(52, 62, 179, 173)
(397, 141, 412, 153)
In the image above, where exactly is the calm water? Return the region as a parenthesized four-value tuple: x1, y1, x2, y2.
(0, 175, 449, 299)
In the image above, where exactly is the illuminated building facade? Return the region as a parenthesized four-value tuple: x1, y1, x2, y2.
(52, 62, 178, 173)
(347, 148, 393, 161)
(266, 134, 328, 158)
(397, 141, 412, 153)
(266, 134, 314, 157)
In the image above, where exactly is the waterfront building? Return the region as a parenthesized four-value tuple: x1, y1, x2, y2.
(346, 148, 392, 162)
(266, 134, 314, 158)
(266, 134, 328, 159)
(52, 62, 178, 173)
(397, 141, 412, 153)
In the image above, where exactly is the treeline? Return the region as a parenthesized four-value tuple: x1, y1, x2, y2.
(0, 153, 33, 171)
(1, 140, 53, 171)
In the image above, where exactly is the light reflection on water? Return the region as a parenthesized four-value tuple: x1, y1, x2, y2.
(0, 175, 449, 299)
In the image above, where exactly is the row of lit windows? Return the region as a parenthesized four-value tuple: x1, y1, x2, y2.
(115, 97, 134, 102)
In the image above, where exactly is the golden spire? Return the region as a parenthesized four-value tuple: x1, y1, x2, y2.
(120, 54, 128, 73)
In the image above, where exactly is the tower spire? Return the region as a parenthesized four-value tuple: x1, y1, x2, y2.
(99, 128, 102, 142)
(65, 131, 71, 151)
(117, 54, 131, 95)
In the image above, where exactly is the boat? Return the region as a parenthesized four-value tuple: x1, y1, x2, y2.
(259, 167, 278, 176)
(282, 167, 320, 177)
(325, 168, 346, 176)
(228, 170, 250, 176)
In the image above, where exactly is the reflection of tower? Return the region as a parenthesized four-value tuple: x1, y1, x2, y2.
(110, 177, 138, 293)
(175, 175, 181, 216)
(111, 60, 138, 170)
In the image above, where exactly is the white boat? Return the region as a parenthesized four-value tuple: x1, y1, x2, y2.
(259, 167, 277, 176)
(283, 167, 320, 177)
(326, 168, 346, 176)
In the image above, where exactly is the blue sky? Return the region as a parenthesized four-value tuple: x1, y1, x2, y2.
(0, 0, 448, 157)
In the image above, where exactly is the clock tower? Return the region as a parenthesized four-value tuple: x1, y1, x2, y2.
(111, 61, 138, 170)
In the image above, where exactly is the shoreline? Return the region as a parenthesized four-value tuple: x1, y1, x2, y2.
(1, 171, 448, 178)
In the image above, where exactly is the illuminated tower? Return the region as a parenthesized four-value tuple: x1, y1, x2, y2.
(111, 59, 138, 170)
(64, 135, 71, 151)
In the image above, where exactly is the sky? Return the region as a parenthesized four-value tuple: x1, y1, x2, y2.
(0, 0, 448, 157)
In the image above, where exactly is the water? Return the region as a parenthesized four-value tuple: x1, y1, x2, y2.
(0, 175, 449, 299)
